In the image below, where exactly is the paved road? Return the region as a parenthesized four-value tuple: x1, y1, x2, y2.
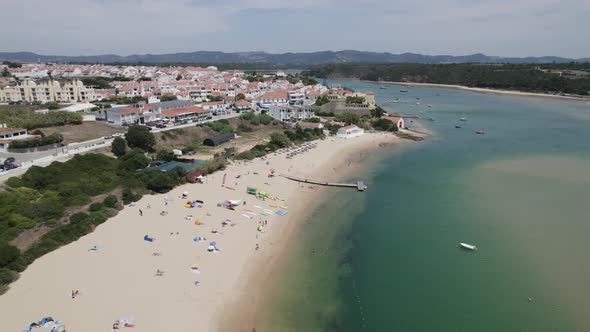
(0, 112, 241, 183)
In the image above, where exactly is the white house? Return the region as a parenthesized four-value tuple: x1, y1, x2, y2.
(268, 105, 315, 122)
(0, 127, 37, 151)
(257, 90, 289, 109)
(337, 125, 364, 138)
(201, 101, 229, 115)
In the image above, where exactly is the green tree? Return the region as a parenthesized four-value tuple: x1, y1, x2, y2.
(236, 93, 246, 100)
(160, 95, 177, 102)
(118, 149, 150, 172)
(207, 95, 224, 102)
(126, 125, 155, 151)
(111, 137, 127, 157)
(156, 149, 175, 162)
(176, 74, 182, 81)
(308, 117, 321, 123)
(270, 132, 291, 148)
(372, 118, 397, 132)
(315, 95, 330, 106)
(1, 67, 9, 77)
(44, 102, 60, 110)
(335, 112, 360, 125)
(370, 106, 386, 118)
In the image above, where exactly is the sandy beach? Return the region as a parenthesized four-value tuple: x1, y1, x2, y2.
(0, 132, 401, 332)
(375, 81, 590, 101)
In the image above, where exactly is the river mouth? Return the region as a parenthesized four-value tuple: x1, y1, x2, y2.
(257, 80, 590, 332)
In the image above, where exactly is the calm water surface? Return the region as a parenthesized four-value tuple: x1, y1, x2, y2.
(261, 81, 590, 332)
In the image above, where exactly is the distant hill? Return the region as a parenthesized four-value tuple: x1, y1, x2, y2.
(0, 50, 588, 65)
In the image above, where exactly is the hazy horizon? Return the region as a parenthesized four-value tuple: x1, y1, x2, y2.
(2, 0, 589, 58)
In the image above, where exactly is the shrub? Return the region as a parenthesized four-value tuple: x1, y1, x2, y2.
(240, 112, 255, 121)
(5, 177, 24, 188)
(0, 244, 20, 268)
(89, 202, 103, 212)
(270, 132, 291, 148)
(122, 189, 143, 205)
(372, 118, 398, 132)
(141, 171, 177, 193)
(156, 149, 175, 162)
(118, 149, 149, 172)
(9, 132, 64, 149)
(103, 195, 118, 208)
(70, 212, 90, 224)
(0, 268, 19, 285)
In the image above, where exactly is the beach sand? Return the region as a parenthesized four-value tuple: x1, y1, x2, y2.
(376, 81, 590, 101)
(0, 133, 400, 332)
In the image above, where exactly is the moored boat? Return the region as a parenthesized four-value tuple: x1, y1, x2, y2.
(459, 242, 477, 251)
(459, 117, 467, 121)
(476, 130, 485, 135)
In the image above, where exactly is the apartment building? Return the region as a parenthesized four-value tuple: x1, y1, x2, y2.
(0, 79, 96, 103)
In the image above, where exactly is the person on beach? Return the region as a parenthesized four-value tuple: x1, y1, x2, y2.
(147, 203, 151, 209)
(139, 209, 143, 216)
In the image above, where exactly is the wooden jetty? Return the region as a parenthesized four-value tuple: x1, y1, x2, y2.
(280, 174, 367, 191)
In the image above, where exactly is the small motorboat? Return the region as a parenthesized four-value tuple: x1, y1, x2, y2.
(455, 125, 462, 129)
(380, 85, 387, 90)
(400, 89, 409, 92)
(427, 104, 432, 107)
(459, 243, 477, 251)
(475, 130, 485, 135)
(459, 117, 467, 121)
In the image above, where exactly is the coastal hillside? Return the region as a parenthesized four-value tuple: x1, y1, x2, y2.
(1, 51, 589, 65)
(307, 63, 590, 95)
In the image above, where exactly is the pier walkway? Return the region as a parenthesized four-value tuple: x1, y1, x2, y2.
(280, 174, 367, 191)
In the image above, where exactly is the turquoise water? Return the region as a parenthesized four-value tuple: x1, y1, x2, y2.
(261, 81, 590, 332)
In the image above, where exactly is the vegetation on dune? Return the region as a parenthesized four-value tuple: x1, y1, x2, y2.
(0, 108, 82, 130)
(0, 146, 191, 291)
(8, 132, 64, 149)
(307, 63, 590, 95)
(235, 127, 325, 161)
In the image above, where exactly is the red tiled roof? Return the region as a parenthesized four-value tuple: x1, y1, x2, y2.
(258, 90, 288, 100)
(161, 106, 208, 117)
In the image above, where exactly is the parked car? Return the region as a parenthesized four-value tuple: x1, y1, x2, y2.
(4, 157, 16, 165)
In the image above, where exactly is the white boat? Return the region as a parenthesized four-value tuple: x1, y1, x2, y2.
(459, 117, 467, 121)
(459, 242, 477, 251)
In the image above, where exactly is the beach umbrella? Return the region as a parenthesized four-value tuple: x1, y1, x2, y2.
(207, 245, 215, 252)
(210, 241, 217, 246)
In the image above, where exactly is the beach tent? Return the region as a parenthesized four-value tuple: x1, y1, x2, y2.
(276, 209, 288, 216)
(143, 235, 154, 242)
(247, 187, 257, 195)
(257, 226, 263, 232)
(223, 200, 241, 208)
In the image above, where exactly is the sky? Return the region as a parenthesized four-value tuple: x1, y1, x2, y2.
(2, 0, 589, 58)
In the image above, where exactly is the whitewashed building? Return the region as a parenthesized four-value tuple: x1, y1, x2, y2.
(268, 105, 314, 122)
(337, 125, 364, 138)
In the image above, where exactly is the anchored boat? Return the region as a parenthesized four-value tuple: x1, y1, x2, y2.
(459, 243, 477, 251)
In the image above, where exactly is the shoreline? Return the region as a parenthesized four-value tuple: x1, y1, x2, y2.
(0, 132, 404, 332)
(367, 80, 590, 101)
(219, 134, 401, 332)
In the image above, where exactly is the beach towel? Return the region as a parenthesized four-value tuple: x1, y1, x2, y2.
(276, 209, 288, 216)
